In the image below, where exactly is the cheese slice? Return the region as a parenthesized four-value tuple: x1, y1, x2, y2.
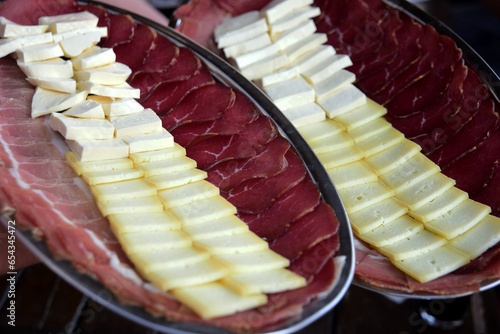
(16, 42, 64, 62)
(215, 11, 268, 48)
(409, 186, 469, 223)
(52, 26, 108, 43)
(138, 156, 197, 177)
(117, 230, 192, 254)
(172, 282, 267, 319)
(129, 247, 209, 273)
(334, 98, 387, 130)
(357, 215, 423, 247)
(26, 77, 76, 94)
(316, 145, 364, 169)
(91, 178, 157, 202)
(282, 102, 326, 127)
(349, 197, 408, 234)
(122, 129, 174, 154)
(108, 211, 182, 234)
(101, 98, 143, 119)
(39, 11, 99, 34)
(0, 17, 48, 37)
(234, 43, 281, 69)
(283, 33, 327, 61)
(194, 232, 268, 254)
(223, 33, 271, 59)
(327, 160, 378, 190)
(309, 131, 354, 154)
(0, 32, 52, 58)
(97, 195, 163, 216)
(313, 69, 356, 100)
(222, 268, 306, 295)
(74, 62, 131, 85)
(66, 138, 129, 162)
(337, 180, 394, 214)
(292, 44, 336, 73)
(72, 47, 117, 71)
(395, 173, 456, 211)
(83, 167, 144, 186)
(171, 197, 237, 226)
(78, 81, 140, 99)
(59, 31, 101, 57)
(65, 152, 132, 174)
(214, 249, 289, 273)
(391, 245, 469, 283)
(378, 153, 441, 193)
(269, 6, 321, 36)
(18, 58, 73, 79)
(378, 230, 447, 261)
(364, 138, 421, 175)
(49, 112, 114, 140)
(424, 199, 491, 239)
(129, 143, 186, 163)
(449, 215, 500, 259)
(147, 169, 207, 190)
(111, 108, 162, 137)
(263, 0, 314, 24)
(317, 84, 366, 119)
(183, 215, 249, 240)
(356, 127, 405, 158)
(272, 19, 316, 49)
(32, 88, 88, 118)
(259, 66, 301, 87)
(264, 76, 315, 110)
(296, 119, 345, 142)
(239, 52, 289, 80)
(62, 100, 105, 119)
(302, 54, 353, 85)
(159, 180, 219, 209)
(348, 117, 392, 143)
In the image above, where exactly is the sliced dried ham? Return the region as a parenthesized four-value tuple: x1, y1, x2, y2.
(0, 0, 76, 24)
(474, 163, 500, 216)
(102, 13, 136, 48)
(113, 23, 157, 70)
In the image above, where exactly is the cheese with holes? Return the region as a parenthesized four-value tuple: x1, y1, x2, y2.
(449, 215, 500, 259)
(49, 112, 114, 140)
(108, 211, 182, 234)
(327, 160, 378, 190)
(378, 230, 447, 261)
(316, 145, 364, 169)
(358, 215, 423, 247)
(410, 186, 468, 223)
(159, 180, 219, 209)
(66, 138, 129, 162)
(91, 178, 157, 202)
(171, 197, 237, 226)
(356, 127, 405, 157)
(364, 138, 421, 174)
(222, 269, 306, 295)
(395, 173, 455, 210)
(349, 197, 408, 234)
(337, 181, 394, 214)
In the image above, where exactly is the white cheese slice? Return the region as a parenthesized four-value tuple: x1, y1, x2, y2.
(172, 282, 267, 319)
(358, 215, 423, 247)
(337, 180, 394, 214)
(356, 127, 405, 157)
(214, 249, 289, 273)
(378, 230, 447, 261)
(147, 169, 207, 190)
(272, 19, 316, 49)
(66, 138, 129, 162)
(78, 81, 140, 99)
(118, 230, 192, 254)
(0, 32, 53, 57)
(17, 58, 73, 79)
(31, 87, 88, 118)
(91, 178, 157, 202)
(391, 245, 469, 283)
(263, 0, 314, 24)
(264, 76, 315, 110)
(259, 66, 301, 87)
(269, 6, 321, 37)
(234, 43, 281, 69)
(138, 156, 197, 177)
(194, 232, 268, 254)
(49, 112, 114, 140)
(424, 199, 491, 239)
(223, 33, 271, 59)
(349, 197, 408, 235)
(16, 42, 64, 62)
(0, 17, 48, 37)
(122, 129, 174, 154)
(396, 173, 455, 211)
(39, 11, 99, 34)
(291, 44, 336, 73)
(282, 102, 326, 127)
(101, 98, 143, 119)
(284, 33, 328, 62)
(98, 195, 163, 216)
(309, 131, 354, 154)
(74, 62, 131, 86)
(449, 215, 500, 260)
(348, 117, 392, 143)
(317, 84, 366, 119)
(302, 54, 353, 85)
(222, 269, 306, 295)
(129, 143, 186, 163)
(410, 186, 469, 223)
(62, 100, 105, 119)
(379, 153, 441, 193)
(215, 11, 268, 48)
(111, 108, 162, 137)
(296, 119, 345, 142)
(313, 69, 356, 100)
(182, 215, 249, 240)
(316, 145, 364, 169)
(159, 180, 219, 209)
(239, 52, 290, 80)
(83, 168, 144, 186)
(109, 211, 182, 235)
(52, 26, 108, 43)
(364, 138, 421, 174)
(72, 47, 117, 71)
(327, 160, 377, 190)
(59, 31, 101, 58)
(65, 151, 132, 174)
(26, 77, 76, 94)
(171, 196, 237, 226)
(334, 98, 387, 130)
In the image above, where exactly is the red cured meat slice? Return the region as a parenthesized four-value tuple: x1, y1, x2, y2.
(77, 4, 110, 29)
(388, 61, 467, 138)
(1, 144, 65, 165)
(102, 13, 136, 48)
(161, 84, 235, 131)
(206, 136, 290, 191)
(170, 90, 259, 146)
(114, 23, 156, 70)
(0, 122, 52, 144)
(223, 149, 306, 214)
(428, 99, 499, 167)
(0, 0, 76, 24)
(132, 35, 179, 74)
(355, 252, 411, 292)
(185, 116, 277, 169)
(386, 36, 462, 116)
(240, 179, 321, 241)
(141, 67, 214, 113)
(315, 0, 349, 34)
(212, 0, 269, 15)
(270, 202, 339, 260)
(474, 162, 500, 216)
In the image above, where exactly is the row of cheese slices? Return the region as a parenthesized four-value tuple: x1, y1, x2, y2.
(215, 0, 500, 283)
(1, 12, 306, 318)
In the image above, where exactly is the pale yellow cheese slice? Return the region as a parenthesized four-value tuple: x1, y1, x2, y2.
(409, 186, 468, 223)
(309, 131, 354, 154)
(214, 249, 289, 273)
(108, 211, 182, 234)
(356, 127, 405, 157)
(147, 169, 208, 190)
(90, 178, 157, 202)
(194, 232, 268, 254)
(347, 117, 392, 143)
(327, 160, 377, 190)
(66, 151, 133, 175)
(222, 269, 306, 295)
(182, 215, 249, 240)
(357, 215, 423, 247)
(377, 229, 447, 261)
(117, 230, 192, 254)
(378, 153, 440, 193)
(449, 215, 500, 259)
(316, 145, 364, 169)
(395, 173, 455, 211)
(170, 196, 237, 226)
(82, 168, 144, 185)
(137, 156, 197, 177)
(129, 143, 186, 163)
(349, 197, 408, 234)
(128, 247, 209, 273)
(364, 139, 421, 175)
(282, 102, 326, 128)
(296, 119, 345, 142)
(98, 195, 163, 216)
(337, 181, 394, 214)
(333, 98, 387, 130)
(391, 245, 470, 283)
(424, 199, 491, 239)
(172, 282, 267, 319)
(159, 180, 219, 209)
(317, 84, 366, 118)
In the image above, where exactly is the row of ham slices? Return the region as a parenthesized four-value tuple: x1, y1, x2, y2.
(173, 0, 500, 294)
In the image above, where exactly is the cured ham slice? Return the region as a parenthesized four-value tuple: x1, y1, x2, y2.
(102, 13, 135, 48)
(114, 23, 157, 70)
(474, 164, 500, 216)
(0, 0, 76, 24)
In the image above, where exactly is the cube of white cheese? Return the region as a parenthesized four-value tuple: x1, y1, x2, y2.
(303, 54, 353, 85)
(16, 42, 64, 62)
(259, 66, 301, 87)
(223, 33, 271, 59)
(78, 81, 140, 99)
(109, 211, 182, 235)
(52, 26, 108, 43)
(282, 102, 326, 128)
(284, 33, 328, 62)
(269, 6, 321, 37)
(264, 76, 315, 111)
(31, 87, 88, 118)
(72, 47, 117, 71)
(111, 108, 162, 137)
(291, 44, 336, 73)
(39, 11, 99, 34)
(317, 84, 366, 119)
(17, 58, 73, 79)
(239, 52, 290, 80)
(59, 31, 102, 57)
(215, 11, 268, 48)
(26, 77, 76, 94)
(66, 138, 129, 162)
(49, 112, 114, 140)
(272, 19, 316, 50)
(0, 32, 53, 57)
(101, 98, 143, 119)
(234, 43, 281, 69)
(122, 128, 174, 153)
(263, 0, 314, 24)
(0, 17, 48, 37)
(63, 100, 105, 119)
(313, 69, 356, 100)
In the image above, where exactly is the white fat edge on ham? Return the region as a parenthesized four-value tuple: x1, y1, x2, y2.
(0, 136, 30, 189)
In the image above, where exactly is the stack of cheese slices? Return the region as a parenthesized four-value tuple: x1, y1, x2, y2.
(0, 11, 308, 319)
(215, 0, 500, 283)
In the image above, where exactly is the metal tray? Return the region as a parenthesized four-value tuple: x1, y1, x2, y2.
(0, 1, 355, 333)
